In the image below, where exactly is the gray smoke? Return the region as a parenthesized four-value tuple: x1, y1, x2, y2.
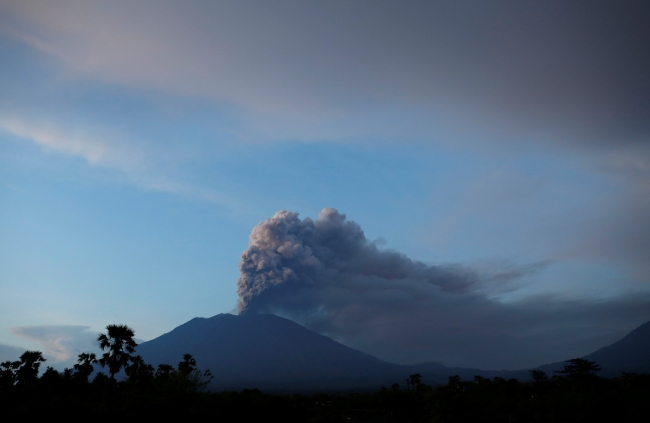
(237, 208, 476, 314)
(237, 209, 650, 369)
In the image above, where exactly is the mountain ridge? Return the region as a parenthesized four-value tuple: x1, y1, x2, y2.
(137, 313, 403, 390)
(136, 313, 650, 391)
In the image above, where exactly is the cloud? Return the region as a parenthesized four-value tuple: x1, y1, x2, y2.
(1, 3, 648, 361)
(10, 325, 97, 362)
(2, 1, 648, 222)
(0, 117, 109, 164)
(1, 1, 648, 149)
(237, 209, 650, 369)
(237, 208, 480, 313)
(0, 116, 241, 207)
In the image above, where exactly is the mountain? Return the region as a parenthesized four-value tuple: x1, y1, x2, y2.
(136, 314, 650, 391)
(527, 321, 650, 378)
(136, 313, 407, 391)
(581, 320, 650, 376)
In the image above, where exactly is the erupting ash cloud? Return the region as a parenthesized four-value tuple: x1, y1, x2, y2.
(237, 208, 475, 314)
(236, 209, 650, 369)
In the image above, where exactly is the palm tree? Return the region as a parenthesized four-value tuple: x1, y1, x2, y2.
(73, 352, 97, 383)
(177, 354, 197, 376)
(97, 324, 137, 379)
(175, 354, 213, 393)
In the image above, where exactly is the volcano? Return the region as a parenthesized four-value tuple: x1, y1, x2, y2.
(583, 320, 650, 376)
(136, 314, 650, 391)
(136, 313, 406, 390)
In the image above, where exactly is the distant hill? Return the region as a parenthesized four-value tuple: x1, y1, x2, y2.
(136, 314, 650, 391)
(529, 320, 650, 378)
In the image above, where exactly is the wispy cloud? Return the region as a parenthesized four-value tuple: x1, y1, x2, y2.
(0, 117, 108, 164)
(10, 325, 97, 362)
(0, 116, 242, 208)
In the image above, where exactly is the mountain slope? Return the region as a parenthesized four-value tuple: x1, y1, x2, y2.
(584, 320, 650, 377)
(136, 313, 404, 390)
(520, 320, 650, 378)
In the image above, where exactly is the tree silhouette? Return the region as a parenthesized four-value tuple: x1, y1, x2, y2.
(408, 373, 423, 391)
(155, 363, 175, 380)
(529, 370, 549, 383)
(175, 354, 213, 392)
(125, 355, 154, 382)
(15, 351, 46, 386)
(40, 366, 62, 386)
(557, 358, 601, 381)
(177, 353, 197, 376)
(97, 324, 137, 379)
(73, 352, 97, 383)
(0, 360, 19, 388)
(447, 375, 463, 395)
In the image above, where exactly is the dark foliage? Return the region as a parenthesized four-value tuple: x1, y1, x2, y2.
(1, 327, 648, 421)
(73, 352, 97, 383)
(97, 324, 137, 379)
(556, 358, 602, 381)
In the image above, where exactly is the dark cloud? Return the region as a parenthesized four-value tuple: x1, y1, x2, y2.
(238, 209, 650, 369)
(324, 291, 650, 370)
(10, 325, 97, 362)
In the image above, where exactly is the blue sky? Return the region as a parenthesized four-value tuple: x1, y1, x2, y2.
(1, 1, 649, 369)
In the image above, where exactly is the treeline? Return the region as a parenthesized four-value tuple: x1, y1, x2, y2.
(346, 366, 650, 422)
(0, 324, 217, 418)
(1, 324, 649, 421)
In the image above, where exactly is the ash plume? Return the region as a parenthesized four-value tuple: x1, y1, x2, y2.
(237, 208, 475, 315)
(236, 208, 650, 369)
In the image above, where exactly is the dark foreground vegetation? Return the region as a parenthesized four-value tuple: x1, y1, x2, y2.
(1, 324, 649, 421)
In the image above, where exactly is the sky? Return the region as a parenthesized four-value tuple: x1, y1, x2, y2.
(1, 1, 649, 370)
